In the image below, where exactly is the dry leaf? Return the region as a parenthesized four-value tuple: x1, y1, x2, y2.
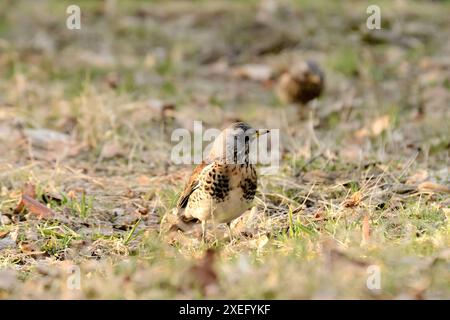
(354, 128, 370, 140)
(19, 242, 45, 256)
(313, 209, 325, 221)
(371, 115, 390, 136)
(22, 183, 36, 198)
(340, 145, 363, 162)
(66, 190, 77, 200)
(67, 142, 88, 157)
(442, 207, 450, 218)
(406, 170, 429, 185)
(232, 64, 273, 81)
(13, 183, 37, 214)
(21, 195, 55, 218)
(355, 115, 390, 139)
(100, 141, 123, 159)
(344, 191, 363, 208)
(206, 60, 229, 75)
(257, 235, 269, 250)
(418, 181, 450, 194)
(0, 230, 9, 239)
(138, 175, 150, 186)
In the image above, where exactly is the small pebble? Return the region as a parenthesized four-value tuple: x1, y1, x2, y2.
(0, 215, 11, 225)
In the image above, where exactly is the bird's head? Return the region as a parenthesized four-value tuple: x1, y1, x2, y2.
(208, 122, 269, 164)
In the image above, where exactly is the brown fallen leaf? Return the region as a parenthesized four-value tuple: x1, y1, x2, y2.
(340, 145, 363, 163)
(66, 189, 78, 200)
(13, 183, 36, 214)
(248, 235, 269, 251)
(19, 242, 46, 256)
(137, 175, 151, 186)
(206, 60, 229, 76)
(355, 115, 390, 139)
(23, 183, 36, 198)
(13, 202, 25, 216)
(100, 141, 123, 159)
(442, 207, 450, 218)
(344, 191, 363, 208)
(138, 208, 149, 216)
(0, 230, 9, 239)
(66, 142, 89, 157)
(406, 170, 429, 185)
(21, 195, 55, 219)
(371, 115, 390, 136)
(417, 181, 450, 194)
(232, 64, 274, 82)
(124, 189, 136, 198)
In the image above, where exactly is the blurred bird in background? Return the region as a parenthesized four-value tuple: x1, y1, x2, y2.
(276, 60, 325, 118)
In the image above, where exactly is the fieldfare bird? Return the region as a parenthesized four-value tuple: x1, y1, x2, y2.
(276, 60, 325, 115)
(173, 122, 269, 240)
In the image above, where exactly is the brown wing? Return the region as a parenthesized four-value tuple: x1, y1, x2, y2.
(176, 162, 208, 210)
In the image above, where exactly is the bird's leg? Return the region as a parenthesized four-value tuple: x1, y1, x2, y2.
(297, 103, 308, 121)
(307, 108, 321, 148)
(201, 220, 207, 243)
(226, 222, 233, 242)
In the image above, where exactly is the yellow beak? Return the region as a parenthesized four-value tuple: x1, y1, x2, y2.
(256, 129, 270, 137)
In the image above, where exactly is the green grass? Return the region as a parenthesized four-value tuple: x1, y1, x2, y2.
(328, 47, 360, 77)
